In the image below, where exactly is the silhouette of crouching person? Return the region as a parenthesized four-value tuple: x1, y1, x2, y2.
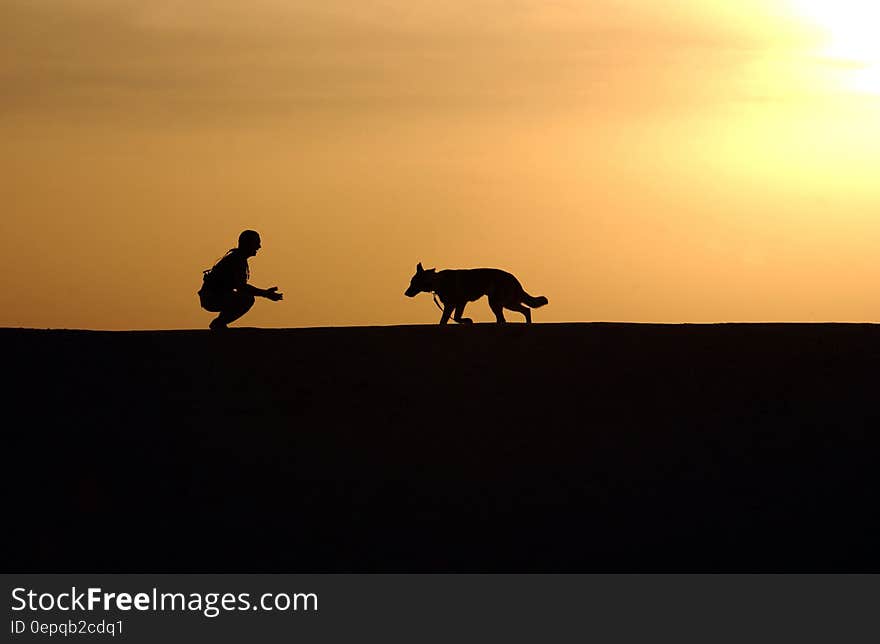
(198, 230, 283, 330)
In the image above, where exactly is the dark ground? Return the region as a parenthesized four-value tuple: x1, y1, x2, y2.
(4, 323, 879, 572)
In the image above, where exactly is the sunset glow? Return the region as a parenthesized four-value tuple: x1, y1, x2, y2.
(790, 0, 880, 93)
(1, 1, 879, 329)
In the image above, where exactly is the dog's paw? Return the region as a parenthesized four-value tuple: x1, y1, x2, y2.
(459, 317, 474, 324)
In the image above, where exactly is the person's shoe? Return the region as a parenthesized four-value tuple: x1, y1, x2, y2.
(209, 319, 228, 331)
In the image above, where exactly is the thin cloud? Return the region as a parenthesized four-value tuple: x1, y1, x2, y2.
(1, 0, 811, 124)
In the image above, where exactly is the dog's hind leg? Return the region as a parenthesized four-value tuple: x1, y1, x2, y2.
(489, 298, 506, 323)
(508, 302, 532, 323)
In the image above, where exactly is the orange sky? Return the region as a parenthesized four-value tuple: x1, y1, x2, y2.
(2, 1, 879, 328)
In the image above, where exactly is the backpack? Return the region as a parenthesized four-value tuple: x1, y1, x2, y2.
(198, 249, 236, 296)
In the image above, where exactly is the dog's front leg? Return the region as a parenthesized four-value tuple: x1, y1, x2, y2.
(439, 303, 453, 325)
(453, 304, 473, 324)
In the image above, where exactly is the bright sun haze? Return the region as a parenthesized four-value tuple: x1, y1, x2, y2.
(788, 0, 880, 94)
(1, 1, 878, 329)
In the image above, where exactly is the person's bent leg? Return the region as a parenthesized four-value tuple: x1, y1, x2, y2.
(212, 293, 255, 328)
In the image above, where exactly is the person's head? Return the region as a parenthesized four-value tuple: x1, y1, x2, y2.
(238, 230, 261, 257)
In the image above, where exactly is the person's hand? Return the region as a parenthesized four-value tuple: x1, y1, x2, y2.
(265, 287, 283, 301)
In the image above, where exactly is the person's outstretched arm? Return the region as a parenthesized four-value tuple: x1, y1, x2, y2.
(243, 284, 283, 300)
(231, 259, 282, 300)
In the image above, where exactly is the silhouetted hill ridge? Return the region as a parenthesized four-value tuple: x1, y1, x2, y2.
(5, 323, 879, 571)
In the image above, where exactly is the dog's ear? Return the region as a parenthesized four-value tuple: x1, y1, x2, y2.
(416, 262, 423, 273)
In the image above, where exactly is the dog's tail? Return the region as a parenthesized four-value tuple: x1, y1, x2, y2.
(522, 292, 549, 308)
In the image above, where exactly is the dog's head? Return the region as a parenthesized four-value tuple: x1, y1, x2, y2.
(405, 262, 435, 297)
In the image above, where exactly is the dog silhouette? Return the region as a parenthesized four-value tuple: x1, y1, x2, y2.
(405, 262, 548, 324)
